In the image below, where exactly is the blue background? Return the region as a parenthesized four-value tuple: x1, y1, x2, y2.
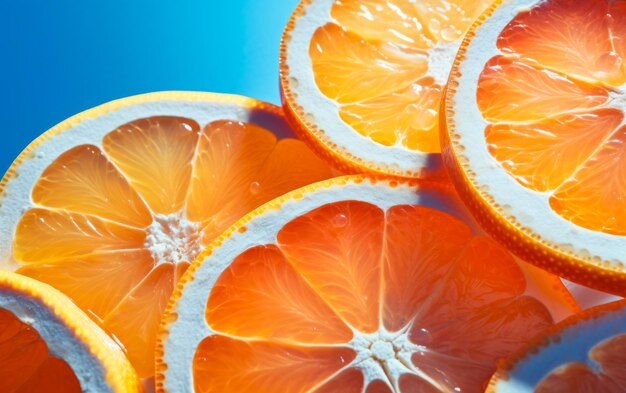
(1, 0, 298, 175)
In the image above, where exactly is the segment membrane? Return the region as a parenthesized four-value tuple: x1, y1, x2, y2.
(477, 56, 609, 123)
(309, 23, 428, 104)
(103, 264, 175, 376)
(31, 145, 151, 228)
(206, 245, 352, 344)
(551, 126, 626, 235)
(277, 201, 384, 333)
(486, 109, 623, 192)
(498, 0, 624, 87)
(17, 250, 153, 319)
(382, 205, 471, 332)
(192, 335, 355, 393)
(102, 116, 200, 215)
(13, 209, 145, 263)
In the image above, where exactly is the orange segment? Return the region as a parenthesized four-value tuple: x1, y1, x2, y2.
(206, 245, 352, 344)
(330, 0, 433, 50)
(416, 296, 552, 363)
(17, 250, 153, 319)
(365, 381, 392, 393)
(413, 0, 493, 42)
(31, 145, 151, 228)
(411, 351, 493, 393)
(382, 205, 472, 332)
(408, 238, 553, 384)
(103, 264, 174, 376)
(535, 363, 622, 393)
(15, 357, 82, 393)
(486, 109, 624, 192)
(0, 309, 80, 393)
(340, 81, 442, 151)
(610, 0, 626, 63)
(312, 368, 364, 393)
(309, 23, 428, 104)
(249, 139, 333, 209)
(13, 208, 145, 263)
(277, 201, 384, 334)
(591, 335, 626, 388)
(192, 335, 355, 393)
(102, 116, 200, 215)
(412, 237, 526, 324)
(398, 374, 439, 393)
(477, 56, 609, 123)
(550, 125, 626, 235)
(185, 120, 276, 225)
(497, 0, 624, 87)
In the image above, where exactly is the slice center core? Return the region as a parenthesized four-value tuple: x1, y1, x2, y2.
(144, 212, 201, 266)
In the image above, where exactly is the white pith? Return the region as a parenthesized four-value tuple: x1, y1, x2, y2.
(284, 0, 472, 175)
(0, 289, 111, 393)
(450, 0, 626, 267)
(145, 212, 201, 267)
(344, 327, 443, 392)
(0, 94, 295, 272)
(492, 303, 626, 393)
(161, 178, 574, 393)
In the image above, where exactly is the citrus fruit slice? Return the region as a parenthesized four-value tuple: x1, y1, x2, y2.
(442, 0, 626, 295)
(0, 91, 335, 377)
(0, 270, 141, 392)
(488, 299, 626, 393)
(157, 175, 578, 393)
(280, 0, 493, 178)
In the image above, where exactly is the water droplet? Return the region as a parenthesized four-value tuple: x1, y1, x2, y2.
(249, 181, 261, 195)
(440, 26, 460, 41)
(412, 327, 432, 345)
(332, 213, 348, 228)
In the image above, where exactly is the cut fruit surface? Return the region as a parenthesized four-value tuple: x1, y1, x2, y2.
(0, 271, 140, 392)
(442, 0, 626, 295)
(280, 0, 493, 178)
(157, 175, 578, 393)
(0, 92, 335, 378)
(488, 299, 626, 393)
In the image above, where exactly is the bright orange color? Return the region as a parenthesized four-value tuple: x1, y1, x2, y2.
(0, 308, 81, 393)
(305, 0, 491, 152)
(536, 334, 626, 392)
(476, 0, 626, 235)
(193, 200, 555, 392)
(12, 115, 333, 376)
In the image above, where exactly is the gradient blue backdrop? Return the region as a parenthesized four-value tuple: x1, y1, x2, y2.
(1, 0, 298, 175)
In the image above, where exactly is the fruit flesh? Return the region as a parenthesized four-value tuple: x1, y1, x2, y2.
(12, 116, 333, 376)
(309, 0, 492, 152)
(535, 334, 626, 392)
(0, 308, 81, 393)
(477, 0, 626, 235)
(193, 201, 554, 392)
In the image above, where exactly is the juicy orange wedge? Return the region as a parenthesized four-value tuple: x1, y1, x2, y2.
(0, 308, 81, 393)
(158, 176, 577, 393)
(0, 93, 334, 377)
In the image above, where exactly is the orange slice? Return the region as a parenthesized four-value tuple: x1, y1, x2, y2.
(157, 175, 578, 393)
(280, 0, 493, 178)
(442, 0, 626, 295)
(0, 92, 335, 378)
(488, 299, 626, 393)
(0, 271, 140, 392)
